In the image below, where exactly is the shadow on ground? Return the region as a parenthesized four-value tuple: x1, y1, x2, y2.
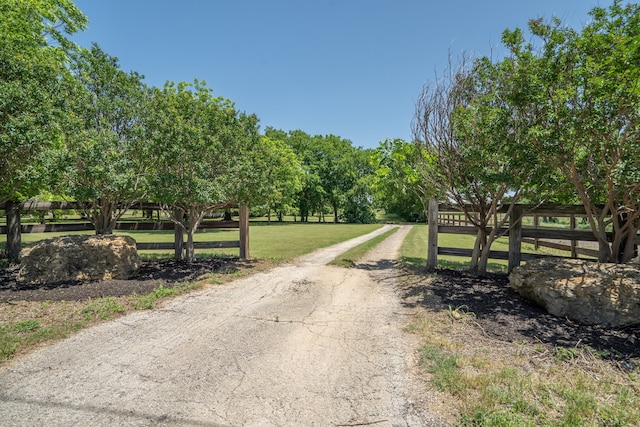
(400, 267, 639, 362)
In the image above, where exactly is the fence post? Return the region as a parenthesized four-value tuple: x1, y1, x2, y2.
(508, 204, 523, 272)
(6, 201, 22, 262)
(239, 205, 250, 260)
(570, 214, 577, 258)
(427, 197, 438, 271)
(533, 214, 539, 250)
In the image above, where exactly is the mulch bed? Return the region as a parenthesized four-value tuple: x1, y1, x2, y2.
(401, 268, 640, 362)
(0, 258, 231, 302)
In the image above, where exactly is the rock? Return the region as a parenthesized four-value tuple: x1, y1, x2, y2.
(510, 258, 640, 328)
(18, 235, 140, 285)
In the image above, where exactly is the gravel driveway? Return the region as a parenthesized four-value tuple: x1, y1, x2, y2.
(0, 225, 443, 426)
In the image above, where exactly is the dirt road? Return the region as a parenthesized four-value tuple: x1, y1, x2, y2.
(0, 225, 442, 426)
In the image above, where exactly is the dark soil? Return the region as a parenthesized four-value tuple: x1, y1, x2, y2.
(0, 258, 233, 303)
(401, 268, 640, 363)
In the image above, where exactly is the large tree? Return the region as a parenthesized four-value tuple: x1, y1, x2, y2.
(504, 0, 640, 262)
(309, 134, 362, 223)
(265, 128, 324, 222)
(0, 0, 87, 203)
(340, 147, 377, 224)
(59, 44, 151, 234)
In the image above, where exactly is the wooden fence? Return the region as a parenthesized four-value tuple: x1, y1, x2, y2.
(427, 197, 638, 272)
(1, 201, 250, 261)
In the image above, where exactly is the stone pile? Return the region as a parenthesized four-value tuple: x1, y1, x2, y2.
(18, 235, 139, 285)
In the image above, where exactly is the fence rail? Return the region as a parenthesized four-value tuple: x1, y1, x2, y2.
(428, 198, 638, 272)
(1, 201, 249, 261)
(0, 220, 240, 234)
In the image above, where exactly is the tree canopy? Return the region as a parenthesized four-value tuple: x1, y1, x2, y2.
(0, 0, 87, 203)
(59, 44, 150, 234)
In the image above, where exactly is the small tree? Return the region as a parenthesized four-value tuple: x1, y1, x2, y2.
(149, 80, 261, 261)
(414, 54, 546, 275)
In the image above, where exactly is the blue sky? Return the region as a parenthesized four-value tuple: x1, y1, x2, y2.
(71, 0, 609, 149)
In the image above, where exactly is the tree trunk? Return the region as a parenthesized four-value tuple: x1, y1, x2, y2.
(478, 242, 491, 277)
(174, 224, 184, 261)
(172, 208, 185, 260)
(185, 229, 195, 262)
(615, 213, 638, 263)
(427, 197, 438, 271)
(185, 215, 197, 263)
(93, 201, 114, 235)
(621, 230, 638, 263)
(470, 229, 484, 273)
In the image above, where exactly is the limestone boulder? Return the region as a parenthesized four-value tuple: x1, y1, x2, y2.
(18, 235, 140, 285)
(510, 258, 640, 327)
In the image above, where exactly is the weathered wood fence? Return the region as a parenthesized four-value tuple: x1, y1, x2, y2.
(1, 201, 250, 261)
(427, 197, 638, 272)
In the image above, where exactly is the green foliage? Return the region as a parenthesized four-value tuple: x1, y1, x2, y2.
(13, 319, 41, 332)
(251, 135, 303, 222)
(60, 44, 151, 234)
(419, 344, 464, 394)
(503, 0, 640, 262)
(371, 138, 428, 222)
(0, 0, 87, 203)
(148, 80, 263, 261)
(413, 0, 640, 269)
(266, 128, 376, 223)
